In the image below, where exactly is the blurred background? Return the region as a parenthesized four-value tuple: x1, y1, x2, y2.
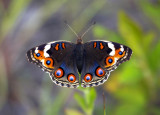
(0, 0, 160, 115)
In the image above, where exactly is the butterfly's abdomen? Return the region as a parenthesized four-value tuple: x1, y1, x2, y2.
(75, 44, 84, 73)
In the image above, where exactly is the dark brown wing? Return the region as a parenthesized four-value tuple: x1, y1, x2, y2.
(81, 40, 132, 87)
(26, 41, 79, 88)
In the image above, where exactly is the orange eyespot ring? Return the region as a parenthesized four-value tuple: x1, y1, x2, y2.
(84, 74, 92, 82)
(34, 50, 44, 60)
(105, 56, 115, 67)
(115, 49, 125, 58)
(95, 67, 105, 77)
(54, 68, 64, 78)
(67, 74, 76, 83)
(43, 58, 54, 69)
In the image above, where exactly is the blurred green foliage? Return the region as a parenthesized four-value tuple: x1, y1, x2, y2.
(140, 0, 160, 30)
(0, 0, 160, 115)
(93, 10, 160, 115)
(74, 88, 96, 115)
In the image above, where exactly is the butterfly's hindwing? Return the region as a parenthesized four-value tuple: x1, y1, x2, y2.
(80, 60, 110, 88)
(80, 40, 132, 87)
(49, 51, 79, 88)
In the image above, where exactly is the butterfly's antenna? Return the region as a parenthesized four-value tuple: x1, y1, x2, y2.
(64, 21, 79, 38)
(81, 21, 96, 38)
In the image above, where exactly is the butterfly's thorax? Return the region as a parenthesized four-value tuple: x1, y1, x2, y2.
(75, 42, 84, 73)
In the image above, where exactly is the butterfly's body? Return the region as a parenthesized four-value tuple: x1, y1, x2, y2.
(75, 40, 84, 73)
(27, 37, 132, 88)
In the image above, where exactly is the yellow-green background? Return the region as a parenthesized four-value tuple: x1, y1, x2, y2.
(0, 0, 160, 115)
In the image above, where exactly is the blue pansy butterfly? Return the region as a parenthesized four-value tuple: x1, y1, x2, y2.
(26, 23, 132, 88)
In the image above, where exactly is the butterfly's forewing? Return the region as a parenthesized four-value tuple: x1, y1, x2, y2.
(26, 41, 79, 88)
(80, 40, 132, 87)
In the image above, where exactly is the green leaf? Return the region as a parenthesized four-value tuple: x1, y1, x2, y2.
(74, 88, 96, 115)
(86, 88, 96, 109)
(74, 92, 86, 112)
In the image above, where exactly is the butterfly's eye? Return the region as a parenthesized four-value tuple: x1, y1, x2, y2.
(118, 51, 123, 55)
(54, 68, 64, 78)
(95, 67, 105, 77)
(84, 74, 92, 82)
(46, 60, 51, 65)
(67, 74, 76, 83)
(36, 53, 40, 57)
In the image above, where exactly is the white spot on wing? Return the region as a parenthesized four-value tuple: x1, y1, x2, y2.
(41, 59, 45, 66)
(108, 42, 115, 56)
(120, 45, 124, 52)
(35, 47, 38, 53)
(114, 57, 118, 63)
(44, 44, 51, 57)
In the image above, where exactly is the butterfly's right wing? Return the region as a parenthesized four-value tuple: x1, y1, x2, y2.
(80, 40, 132, 87)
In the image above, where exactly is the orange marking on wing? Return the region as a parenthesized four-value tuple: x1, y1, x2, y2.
(33, 50, 54, 69)
(115, 49, 125, 58)
(105, 56, 115, 68)
(62, 43, 65, 49)
(100, 43, 104, 49)
(95, 67, 106, 77)
(94, 42, 97, 48)
(54, 68, 64, 78)
(43, 58, 54, 69)
(55, 44, 59, 50)
(34, 50, 44, 60)
(84, 74, 92, 82)
(104, 48, 126, 68)
(68, 74, 76, 83)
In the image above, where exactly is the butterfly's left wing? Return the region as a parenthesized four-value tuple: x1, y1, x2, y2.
(26, 41, 79, 88)
(81, 40, 132, 87)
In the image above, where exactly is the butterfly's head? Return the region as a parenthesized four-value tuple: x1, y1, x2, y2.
(64, 21, 95, 44)
(77, 37, 83, 44)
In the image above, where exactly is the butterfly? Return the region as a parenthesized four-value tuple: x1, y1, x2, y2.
(26, 24, 132, 88)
